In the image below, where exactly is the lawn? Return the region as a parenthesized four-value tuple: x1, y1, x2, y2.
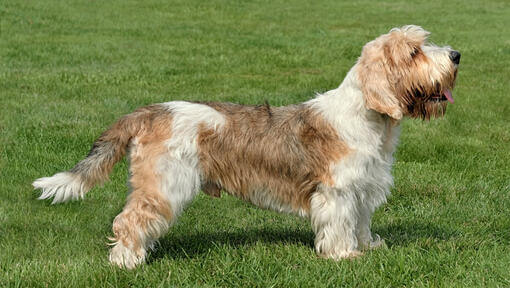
(1, 0, 509, 286)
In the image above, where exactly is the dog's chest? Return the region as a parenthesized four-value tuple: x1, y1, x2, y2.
(329, 116, 400, 195)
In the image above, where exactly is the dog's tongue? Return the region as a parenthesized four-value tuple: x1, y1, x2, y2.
(443, 89, 454, 103)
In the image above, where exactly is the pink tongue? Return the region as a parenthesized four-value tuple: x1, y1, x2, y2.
(443, 89, 454, 103)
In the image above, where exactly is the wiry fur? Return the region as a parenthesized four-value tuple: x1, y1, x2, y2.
(33, 25, 460, 268)
(198, 102, 349, 216)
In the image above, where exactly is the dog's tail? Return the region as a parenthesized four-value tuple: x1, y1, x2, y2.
(33, 105, 167, 204)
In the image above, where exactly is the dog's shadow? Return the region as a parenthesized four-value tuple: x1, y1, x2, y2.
(375, 220, 460, 246)
(148, 219, 458, 262)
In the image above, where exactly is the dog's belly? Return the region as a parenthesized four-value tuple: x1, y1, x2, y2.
(238, 185, 311, 217)
(199, 157, 319, 217)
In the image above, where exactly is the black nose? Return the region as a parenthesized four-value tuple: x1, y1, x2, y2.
(449, 50, 461, 64)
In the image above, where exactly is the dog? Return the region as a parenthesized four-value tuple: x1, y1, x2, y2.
(33, 25, 460, 269)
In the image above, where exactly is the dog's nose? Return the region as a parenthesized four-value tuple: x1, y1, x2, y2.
(449, 50, 461, 64)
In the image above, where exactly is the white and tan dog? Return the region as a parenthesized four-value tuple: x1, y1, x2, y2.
(33, 25, 460, 269)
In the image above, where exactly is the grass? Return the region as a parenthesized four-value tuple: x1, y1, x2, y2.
(1, 0, 509, 286)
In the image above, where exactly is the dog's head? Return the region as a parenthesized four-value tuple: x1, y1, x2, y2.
(357, 25, 460, 120)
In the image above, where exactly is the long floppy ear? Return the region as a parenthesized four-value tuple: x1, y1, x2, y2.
(356, 25, 430, 120)
(357, 60, 403, 120)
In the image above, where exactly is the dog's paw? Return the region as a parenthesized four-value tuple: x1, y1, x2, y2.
(359, 233, 387, 250)
(319, 249, 363, 261)
(368, 234, 387, 249)
(109, 242, 146, 269)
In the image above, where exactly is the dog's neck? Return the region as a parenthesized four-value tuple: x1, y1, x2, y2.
(308, 66, 400, 158)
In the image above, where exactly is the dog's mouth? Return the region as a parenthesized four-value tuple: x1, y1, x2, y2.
(427, 66, 458, 104)
(430, 89, 454, 103)
(412, 87, 455, 104)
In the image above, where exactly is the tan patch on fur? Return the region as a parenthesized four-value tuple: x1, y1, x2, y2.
(197, 103, 349, 214)
(111, 111, 173, 250)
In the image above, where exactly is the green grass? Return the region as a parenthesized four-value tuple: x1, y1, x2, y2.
(1, 0, 509, 286)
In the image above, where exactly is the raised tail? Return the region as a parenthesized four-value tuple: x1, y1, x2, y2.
(33, 105, 168, 204)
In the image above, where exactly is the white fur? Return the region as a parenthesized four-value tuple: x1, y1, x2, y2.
(159, 101, 227, 218)
(33, 172, 88, 204)
(422, 44, 457, 82)
(311, 187, 363, 259)
(163, 101, 226, 160)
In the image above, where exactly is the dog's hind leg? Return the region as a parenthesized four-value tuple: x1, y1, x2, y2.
(108, 187, 172, 269)
(108, 138, 170, 269)
(108, 132, 201, 269)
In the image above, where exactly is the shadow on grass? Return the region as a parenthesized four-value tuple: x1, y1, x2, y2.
(148, 219, 458, 262)
(148, 227, 315, 262)
(374, 220, 460, 247)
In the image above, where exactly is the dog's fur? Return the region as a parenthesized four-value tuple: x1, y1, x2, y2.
(33, 25, 460, 269)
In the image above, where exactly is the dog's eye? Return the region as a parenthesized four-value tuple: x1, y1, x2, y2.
(410, 48, 419, 58)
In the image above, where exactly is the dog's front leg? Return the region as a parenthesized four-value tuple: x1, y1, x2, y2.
(356, 202, 385, 250)
(310, 187, 361, 260)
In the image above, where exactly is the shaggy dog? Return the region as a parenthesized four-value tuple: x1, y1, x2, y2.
(33, 25, 460, 269)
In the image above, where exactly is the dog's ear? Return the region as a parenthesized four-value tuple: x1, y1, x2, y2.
(357, 63, 403, 120)
(357, 40, 404, 120)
